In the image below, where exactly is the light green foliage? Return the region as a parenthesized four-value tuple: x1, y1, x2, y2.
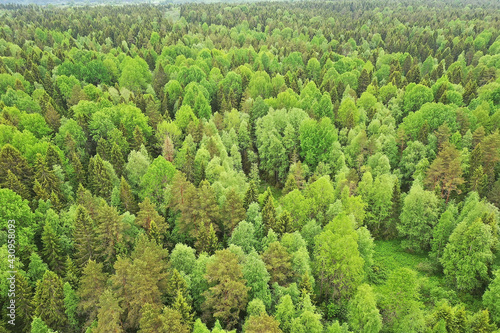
(314, 213, 364, 302)
(170, 243, 197, 275)
(139, 156, 176, 207)
(229, 221, 257, 253)
(403, 83, 434, 113)
(398, 184, 440, 252)
(441, 218, 493, 292)
(243, 251, 272, 309)
(347, 284, 382, 333)
(299, 117, 338, 169)
(483, 270, 500, 325)
(119, 56, 152, 92)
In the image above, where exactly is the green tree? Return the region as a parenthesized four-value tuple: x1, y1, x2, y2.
(77, 260, 107, 326)
(63, 282, 79, 332)
(262, 242, 294, 286)
(33, 270, 67, 331)
(73, 205, 97, 269)
(243, 251, 272, 309)
(483, 270, 500, 325)
(425, 143, 464, 202)
(398, 184, 440, 252)
(245, 313, 283, 333)
(441, 218, 493, 292)
(314, 213, 364, 302)
(41, 221, 64, 275)
(119, 56, 152, 93)
(202, 249, 249, 330)
(347, 284, 382, 333)
(221, 188, 246, 237)
(95, 290, 124, 333)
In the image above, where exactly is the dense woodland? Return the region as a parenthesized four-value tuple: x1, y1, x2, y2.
(0, 0, 500, 332)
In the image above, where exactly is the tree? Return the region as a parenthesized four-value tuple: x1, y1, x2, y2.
(63, 282, 79, 332)
(221, 188, 246, 237)
(119, 56, 152, 93)
(347, 284, 382, 333)
(41, 221, 64, 275)
(314, 213, 364, 302)
(96, 202, 123, 269)
(483, 270, 500, 325)
(441, 218, 493, 292)
(229, 221, 257, 254)
(77, 260, 108, 326)
(170, 243, 197, 275)
(73, 205, 97, 269)
(398, 184, 440, 252)
(202, 249, 249, 330)
(262, 242, 294, 286)
(88, 154, 114, 201)
(0, 144, 32, 189)
(15, 272, 33, 332)
(135, 197, 168, 243)
(430, 206, 458, 263)
(425, 143, 464, 202)
(243, 251, 272, 309)
(299, 117, 337, 169)
(119, 176, 138, 214)
(140, 156, 176, 208)
(379, 268, 424, 331)
(243, 180, 258, 209)
(245, 313, 283, 333)
(95, 290, 124, 333)
(33, 270, 67, 331)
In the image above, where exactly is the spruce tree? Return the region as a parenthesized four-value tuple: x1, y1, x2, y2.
(63, 282, 80, 332)
(96, 202, 123, 269)
(109, 142, 125, 178)
(136, 197, 168, 243)
(119, 176, 138, 214)
(73, 205, 97, 269)
(243, 180, 258, 210)
(262, 192, 277, 233)
(41, 221, 64, 275)
(3, 169, 30, 200)
(33, 270, 67, 331)
(0, 143, 32, 188)
(15, 272, 33, 332)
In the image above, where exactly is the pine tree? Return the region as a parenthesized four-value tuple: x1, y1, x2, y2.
(136, 197, 168, 243)
(162, 307, 190, 333)
(119, 176, 138, 214)
(41, 221, 64, 275)
(94, 290, 124, 333)
(73, 205, 97, 269)
(77, 260, 108, 326)
(138, 303, 163, 333)
(45, 144, 62, 169)
(70, 151, 85, 187)
(33, 270, 67, 331)
(221, 188, 246, 237)
(357, 68, 371, 95)
(243, 180, 258, 210)
(33, 153, 61, 201)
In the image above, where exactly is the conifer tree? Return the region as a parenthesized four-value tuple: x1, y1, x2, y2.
(282, 174, 298, 195)
(77, 260, 108, 326)
(96, 202, 123, 269)
(33, 153, 61, 202)
(33, 270, 67, 331)
(172, 290, 194, 328)
(0, 143, 32, 188)
(94, 290, 124, 333)
(119, 176, 138, 214)
(221, 188, 246, 237)
(110, 142, 125, 178)
(243, 180, 258, 210)
(3, 169, 30, 200)
(41, 221, 64, 275)
(136, 197, 168, 243)
(63, 282, 80, 332)
(15, 272, 34, 332)
(89, 154, 113, 200)
(73, 205, 97, 269)
(132, 126, 145, 151)
(262, 192, 277, 233)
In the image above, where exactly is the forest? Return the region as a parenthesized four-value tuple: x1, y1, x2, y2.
(0, 0, 500, 332)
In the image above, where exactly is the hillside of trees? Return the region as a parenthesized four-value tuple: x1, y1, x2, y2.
(0, 1, 500, 332)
